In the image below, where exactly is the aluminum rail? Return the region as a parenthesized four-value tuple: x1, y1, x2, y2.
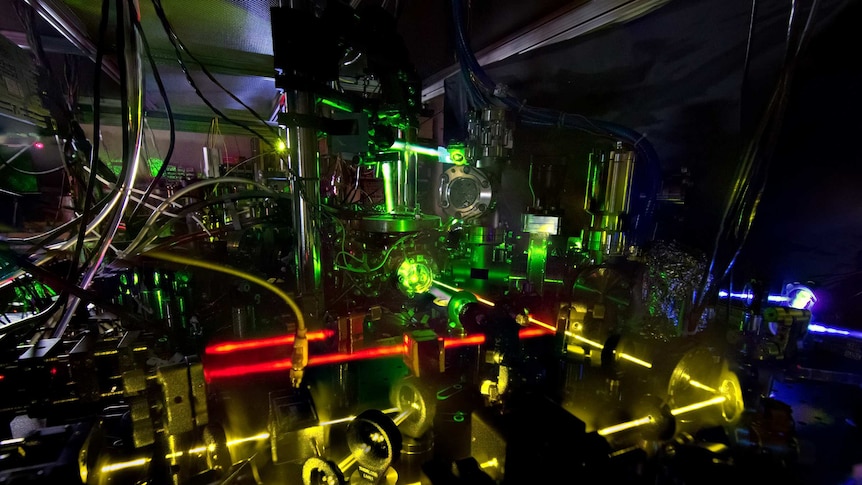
(421, 0, 669, 102)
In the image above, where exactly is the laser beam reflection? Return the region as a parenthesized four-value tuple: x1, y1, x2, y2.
(164, 432, 271, 460)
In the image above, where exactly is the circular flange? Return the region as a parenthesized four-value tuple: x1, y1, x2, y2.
(396, 255, 436, 298)
(667, 348, 744, 425)
(346, 409, 403, 472)
(301, 457, 346, 485)
(390, 377, 436, 439)
(439, 165, 493, 220)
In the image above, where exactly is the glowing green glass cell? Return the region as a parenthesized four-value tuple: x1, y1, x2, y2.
(396, 257, 433, 297)
(526, 232, 549, 293)
(447, 145, 467, 165)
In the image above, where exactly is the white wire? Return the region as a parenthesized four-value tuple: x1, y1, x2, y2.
(122, 177, 272, 256)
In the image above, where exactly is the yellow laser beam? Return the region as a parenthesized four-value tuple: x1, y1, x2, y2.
(618, 352, 654, 369)
(563, 329, 652, 369)
(597, 396, 727, 440)
(227, 432, 270, 446)
(104, 432, 273, 474)
(670, 396, 726, 416)
(101, 458, 150, 473)
(566, 331, 604, 349)
(320, 415, 356, 426)
(432, 281, 654, 370)
(433, 280, 496, 307)
(688, 380, 718, 393)
(432, 280, 461, 293)
(597, 415, 654, 437)
(529, 316, 558, 332)
(319, 407, 400, 427)
(475, 295, 496, 307)
(164, 432, 270, 460)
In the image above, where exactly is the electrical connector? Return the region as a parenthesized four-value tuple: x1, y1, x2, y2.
(290, 328, 309, 387)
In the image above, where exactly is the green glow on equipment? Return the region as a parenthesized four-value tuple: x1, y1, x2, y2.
(147, 158, 164, 177)
(447, 145, 467, 165)
(396, 257, 434, 297)
(381, 162, 395, 213)
(318, 97, 353, 112)
(276, 139, 287, 153)
(390, 141, 440, 158)
(789, 287, 816, 310)
(447, 291, 477, 324)
(526, 232, 549, 294)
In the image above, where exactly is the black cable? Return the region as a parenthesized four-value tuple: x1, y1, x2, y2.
(740, 0, 758, 129)
(717, 0, 820, 283)
(69, 0, 136, 289)
(67, 0, 111, 287)
(698, 0, 819, 307)
(133, 191, 291, 250)
(150, 0, 277, 136)
(127, 18, 176, 222)
(148, 0, 276, 148)
(53, 0, 140, 334)
(449, 0, 661, 180)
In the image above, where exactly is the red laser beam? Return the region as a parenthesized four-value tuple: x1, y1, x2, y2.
(527, 316, 557, 332)
(205, 327, 555, 381)
(205, 329, 334, 355)
(308, 344, 404, 366)
(442, 334, 486, 349)
(442, 327, 552, 349)
(205, 358, 293, 380)
(205, 344, 405, 380)
(519, 327, 553, 338)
